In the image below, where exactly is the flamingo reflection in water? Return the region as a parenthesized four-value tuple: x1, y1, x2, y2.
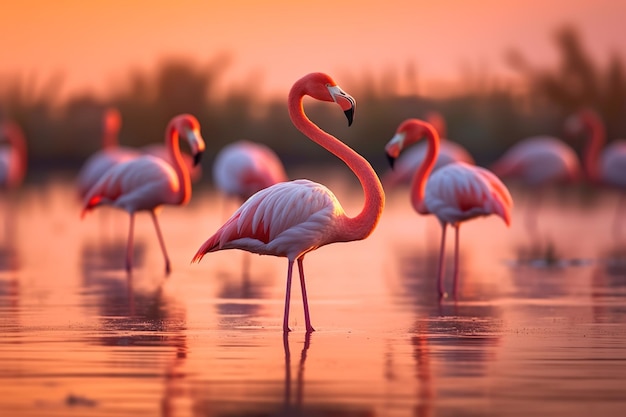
(193, 72, 385, 333)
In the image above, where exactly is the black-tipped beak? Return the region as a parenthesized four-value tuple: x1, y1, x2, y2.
(387, 154, 396, 169)
(344, 107, 354, 127)
(193, 152, 203, 166)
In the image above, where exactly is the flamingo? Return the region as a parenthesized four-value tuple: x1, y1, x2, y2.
(192, 72, 385, 333)
(0, 120, 27, 190)
(489, 132, 580, 232)
(382, 111, 475, 188)
(213, 140, 288, 203)
(82, 114, 206, 275)
(385, 118, 512, 298)
(76, 108, 140, 199)
(565, 108, 626, 233)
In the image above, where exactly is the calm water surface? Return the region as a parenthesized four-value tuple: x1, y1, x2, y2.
(0, 174, 625, 416)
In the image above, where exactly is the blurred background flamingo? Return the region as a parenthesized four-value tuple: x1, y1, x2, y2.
(386, 118, 512, 298)
(565, 108, 626, 236)
(489, 129, 580, 233)
(82, 114, 206, 275)
(212, 139, 287, 212)
(77, 108, 203, 201)
(76, 108, 140, 199)
(382, 111, 475, 188)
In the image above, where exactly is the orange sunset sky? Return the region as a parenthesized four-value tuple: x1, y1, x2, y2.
(2, 0, 625, 100)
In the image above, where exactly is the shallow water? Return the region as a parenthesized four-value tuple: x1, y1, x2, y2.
(0, 175, 625, 416)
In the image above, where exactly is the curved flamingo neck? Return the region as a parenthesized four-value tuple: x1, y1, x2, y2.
(288, 86, 385, 242)
(580, 111, 605, 182)
(102, 113, 120, 150)
(166, 122, 192, 205)
(410, 122, 440, 214)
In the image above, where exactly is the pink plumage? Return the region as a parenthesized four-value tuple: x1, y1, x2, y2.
(82, 114, 206, 275)
(386, 118, 512, 298)
(193, 72, 385, 333)
(194, 180, 342, 258)
(425, 162, 512, 226)
(490, 136, 580, 185)
(212, 140, 287, 201)
(382, 112, 474, 188)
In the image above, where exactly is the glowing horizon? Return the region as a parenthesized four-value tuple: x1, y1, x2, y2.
(2, 0, 625, 100)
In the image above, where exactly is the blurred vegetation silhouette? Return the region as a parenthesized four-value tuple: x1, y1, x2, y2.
(0, 25, 624, 183)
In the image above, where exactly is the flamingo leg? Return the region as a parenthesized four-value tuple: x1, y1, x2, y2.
(283, 260, 295, 332)
(126, 213, 135, 274)
(452, 225, 460, 297)
(297, 257, 315, 333)
(150, 211, 171, 275)
(437, 223, 448, 298)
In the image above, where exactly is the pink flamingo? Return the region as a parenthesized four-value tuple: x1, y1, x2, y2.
(0, 121, 27, 190)
(82, 114, 206, 275)
(213, 140, 287, 203)
(386, 118, 512, 298)
(565, 108, 626, 233)
(76, 108, 140, 198)
(192, 72, 385, 333)
(490, 132, 579, 232)
(382, 111, 475, 188)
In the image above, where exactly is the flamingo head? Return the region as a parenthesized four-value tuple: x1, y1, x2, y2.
(103, 107, 122, 134)
(385, 118, 435, 168)
(171, 114, 206, 166)
(298, 72, 356, 126)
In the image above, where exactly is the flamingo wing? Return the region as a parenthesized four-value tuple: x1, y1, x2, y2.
(77, 148, 140, 197)
(425, 162, 512, 226)
(193, 179, 345, 261)
(82, 155, 179, 215)
(491, 136, 580, 184)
